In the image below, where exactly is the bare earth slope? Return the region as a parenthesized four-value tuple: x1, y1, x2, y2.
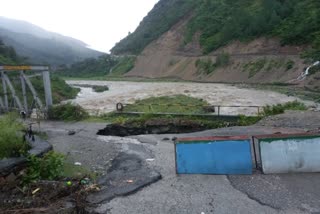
(125, 17, 319, 89)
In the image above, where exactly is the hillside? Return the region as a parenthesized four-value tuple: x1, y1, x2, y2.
(111, 0, 320, 89)
(0, 17, 103, 66)
(0, 38, 21, 65)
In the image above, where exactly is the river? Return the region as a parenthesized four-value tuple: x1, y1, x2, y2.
(66, 80, 315, 115)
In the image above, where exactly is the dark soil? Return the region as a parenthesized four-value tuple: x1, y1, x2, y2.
(97, 118, 210, 137)
(0, 179, 97, 214)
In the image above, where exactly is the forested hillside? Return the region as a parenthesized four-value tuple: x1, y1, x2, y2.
(111, 0, 195, 55)
(112, 0, 320, 60)
(0, 38, 21, 65)
(58, 55, 136, 78)
(58, 55, 118, 77)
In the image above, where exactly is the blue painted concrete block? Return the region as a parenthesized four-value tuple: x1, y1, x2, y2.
(175, 137, 252, 175)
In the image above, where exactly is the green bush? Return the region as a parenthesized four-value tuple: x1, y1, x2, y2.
(0, 113, 29, 159)
(195, 58, 217, 74)
(92, 85, 109, 93)
(309, 64, 320, 75)
(23, 151, 65, 183)
(237, 115, 262, 126)
(48, 103, 89, 121)
(261, 101, 307, 116)
(285, 60, 295, 70)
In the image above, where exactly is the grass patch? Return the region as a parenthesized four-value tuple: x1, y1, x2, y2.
(243, 58, 267, 78)
(261, 101, 307, 116)
(265, 59, 284, 71)
(48, 103, 89, 121)
(123, 95, 209, 114)
(100, 95, 262, 132)
(0, 113, 29, 159)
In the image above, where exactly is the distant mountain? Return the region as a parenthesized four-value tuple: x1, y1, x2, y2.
(0, 16, 103, 65)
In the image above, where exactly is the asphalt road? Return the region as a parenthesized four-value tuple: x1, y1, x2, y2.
(39, 117, 320, 214)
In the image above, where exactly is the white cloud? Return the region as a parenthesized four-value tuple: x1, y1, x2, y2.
(1, 0, 159, 52)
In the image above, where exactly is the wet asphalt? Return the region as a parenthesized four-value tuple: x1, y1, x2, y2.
(39, 120, 320, 214)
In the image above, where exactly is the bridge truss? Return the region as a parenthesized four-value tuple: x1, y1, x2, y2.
(0, 65, 52, 117)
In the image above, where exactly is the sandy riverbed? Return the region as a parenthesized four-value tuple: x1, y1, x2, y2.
(66, 80, 315, 115)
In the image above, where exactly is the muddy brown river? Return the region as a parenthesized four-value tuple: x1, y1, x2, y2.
(66, 80, 316, 115)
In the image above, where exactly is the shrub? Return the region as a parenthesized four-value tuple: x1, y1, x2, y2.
(285, 60, 295, 70)
(48, 103, 89, 121)
(92, 85, 109, 93)
(0, 113, 29, 159)
(309, 64, 320, 75)
(261, 101, 307, 116)
(23, 151, 65, 183)
(195, 58, 217, 74)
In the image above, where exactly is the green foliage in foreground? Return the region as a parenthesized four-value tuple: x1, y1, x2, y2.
(23, 151, 65, 183)
(0, 114, 29, 159)
(48, 103, 89, 121)
(261, 100, 307, 116)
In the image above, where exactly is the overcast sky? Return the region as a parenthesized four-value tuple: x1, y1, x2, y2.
(1, 0, 159, 53)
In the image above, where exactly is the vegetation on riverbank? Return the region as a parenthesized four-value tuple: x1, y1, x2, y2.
(0, 113, 29, 159)
(241, 83, 320, 103)
(57, 55, 136, 79)
(56, 54, 118, 78)
(48, 103, 89, 121)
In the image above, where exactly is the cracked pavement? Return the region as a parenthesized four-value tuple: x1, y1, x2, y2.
(39, 117, 320, 214)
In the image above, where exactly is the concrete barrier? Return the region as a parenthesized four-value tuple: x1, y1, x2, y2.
(256, 134, 320, 174)
(175, 136, 253, 175)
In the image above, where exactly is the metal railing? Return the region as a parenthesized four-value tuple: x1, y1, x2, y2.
(115, 102, 262, 116)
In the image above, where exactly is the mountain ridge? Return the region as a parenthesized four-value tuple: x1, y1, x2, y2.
(0, 17, 103, 65)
